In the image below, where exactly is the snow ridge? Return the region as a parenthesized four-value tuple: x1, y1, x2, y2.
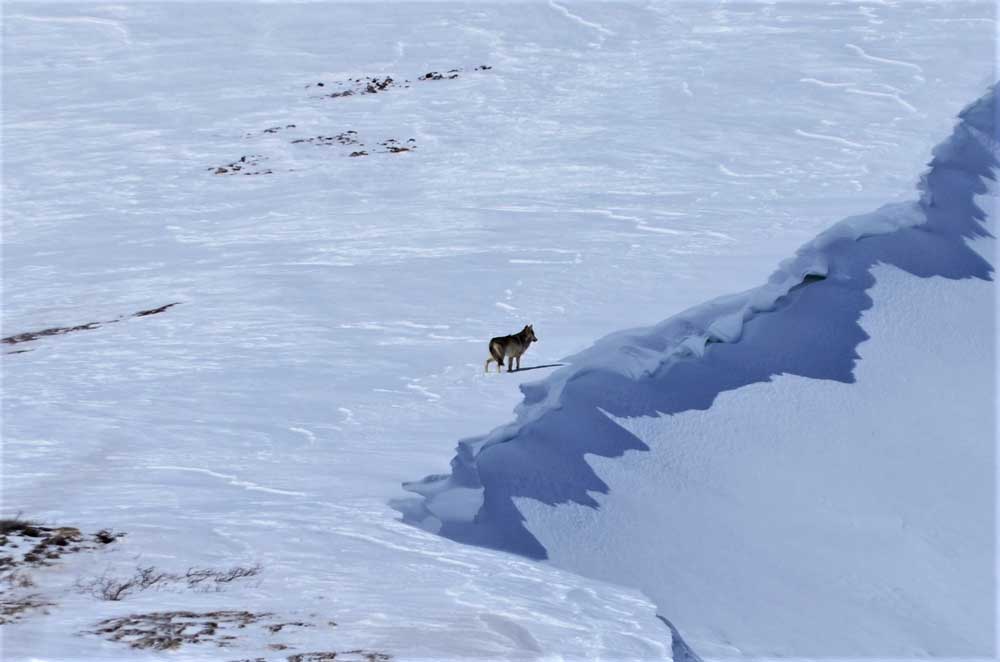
(397, 82, 998, 559)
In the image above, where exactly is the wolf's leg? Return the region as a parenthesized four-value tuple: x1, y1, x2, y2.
(485, 357, 493, 373)
(507, 357, 514, 372)
(516, 356, 521, 371)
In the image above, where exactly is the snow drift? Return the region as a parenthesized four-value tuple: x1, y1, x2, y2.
(400, 84, 997, 656)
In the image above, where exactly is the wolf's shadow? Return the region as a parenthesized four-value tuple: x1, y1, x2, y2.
(510, 363, 565, 373)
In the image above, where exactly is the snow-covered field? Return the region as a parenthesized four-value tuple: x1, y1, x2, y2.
(2, 2, 996, 660)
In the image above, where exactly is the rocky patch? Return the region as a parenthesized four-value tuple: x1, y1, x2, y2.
(378, 138, 416, 154)
(310, 76, 409, 98)
(0, 518, 125, 624)
(244, 124, 297, 138)
(287, 132, 416, 158)
(213, 64, 494, 175)
(418, 69, 459, 81)
(211, 155, 272, 176)
(308, 64, 492, 99)
(291, 132, 361, 147)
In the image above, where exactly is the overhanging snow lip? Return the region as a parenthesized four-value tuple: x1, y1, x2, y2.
(397, 82, 999, 561)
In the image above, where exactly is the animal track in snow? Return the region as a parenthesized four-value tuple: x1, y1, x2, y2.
(845, 43, 924, 80)
(794, 128, 867, 149)
(147, 465, 307, 497)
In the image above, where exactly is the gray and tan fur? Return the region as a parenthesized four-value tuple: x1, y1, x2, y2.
(485, 324, 538, 373)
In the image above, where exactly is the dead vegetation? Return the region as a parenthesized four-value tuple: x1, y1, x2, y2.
(89, 609, 328, 652)
(2, 569, 36, 589)
(0, 520, 384, 661)
(287, 653, 391, 662)
(0, 593, 54, 624)
(1, 514, 38, 535)
(90, 610, 270, 650)
(231, 652, 391, 662)
(76, 563, 262, 600)
(184, 563, 263, 590)
(76, 565, 175, 601)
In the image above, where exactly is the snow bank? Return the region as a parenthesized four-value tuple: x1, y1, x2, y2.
(401, 83, 997, 555)
(399, 84, 997, 655)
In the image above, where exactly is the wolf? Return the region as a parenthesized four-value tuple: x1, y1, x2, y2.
(485, 324, 538, 373)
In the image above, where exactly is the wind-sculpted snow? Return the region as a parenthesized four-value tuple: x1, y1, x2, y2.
(5, 2, 996, 658)
(399, 83, 998, 560)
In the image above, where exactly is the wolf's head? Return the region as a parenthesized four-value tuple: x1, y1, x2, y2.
(524, 324, 538, 343)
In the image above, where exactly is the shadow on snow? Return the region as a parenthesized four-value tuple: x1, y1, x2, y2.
(396, 84, 997, 560)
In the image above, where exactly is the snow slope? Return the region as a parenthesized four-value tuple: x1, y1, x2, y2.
(2, 1, 996, 660)
(403, 85, 998, 656)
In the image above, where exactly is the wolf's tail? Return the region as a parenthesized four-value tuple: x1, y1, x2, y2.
(489, 339, 504, 364)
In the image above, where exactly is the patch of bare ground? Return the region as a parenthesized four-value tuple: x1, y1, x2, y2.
(2, 303, 181, 350)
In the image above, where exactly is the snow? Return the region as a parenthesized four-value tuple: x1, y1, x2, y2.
(403, 83, 998, 656)
(525, 254, 996, 656)
(4, 505, 673, 661)
(2, 1, 996, 660)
